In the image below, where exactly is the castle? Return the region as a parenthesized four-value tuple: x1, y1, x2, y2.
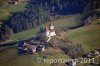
(45, 22, 56, 42)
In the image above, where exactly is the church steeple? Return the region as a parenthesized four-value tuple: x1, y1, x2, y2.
(49, 22, 54, 30)
(50, 22, 53, 26)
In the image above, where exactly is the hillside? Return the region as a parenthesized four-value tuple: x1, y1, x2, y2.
(67, 19, 100, 52)
(0, 14, 100, 66)
(0, 2, 27, 20)
(9, 15, 81, 43)
(1, 0, 100, 43)
(0, 0, 100, 66)
(0, 16, 100, 66)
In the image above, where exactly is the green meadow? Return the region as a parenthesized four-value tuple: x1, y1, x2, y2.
(67, 19, 100, 51)
(0, 2, 27, 20)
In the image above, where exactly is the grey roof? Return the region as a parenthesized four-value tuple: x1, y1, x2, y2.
(29, 45, 37, 49)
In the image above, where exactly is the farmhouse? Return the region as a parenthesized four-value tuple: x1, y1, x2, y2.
(17, 41, 45, 54)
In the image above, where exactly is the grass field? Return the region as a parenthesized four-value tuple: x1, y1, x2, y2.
(0, 2, 27, 20)
(0, 47, 70, 66)
(67, 19, 100, 52)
